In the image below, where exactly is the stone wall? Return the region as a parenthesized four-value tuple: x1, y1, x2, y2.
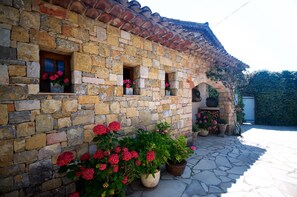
(0, 1, 212, 196)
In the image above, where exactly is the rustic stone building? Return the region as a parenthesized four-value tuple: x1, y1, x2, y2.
(0, 0, 247, 196)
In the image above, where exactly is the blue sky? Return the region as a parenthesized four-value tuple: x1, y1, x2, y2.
(136, 0, 297, 72)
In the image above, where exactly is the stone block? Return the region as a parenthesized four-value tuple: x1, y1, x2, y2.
(140, 66, 148, 78)
(58, 117, 71, 129)
(67, 126, 84, 147)
(0, 125, 15, 139)
(0, 46, 17, 60)
(42, 178, 61, 191)
(0, 104, 8, 125)
(0, 85, 28, 101)
(111, 60, 123, 75)
(14, 139, 25, 153)
(149, 68, 159, 79)
(95, 102, 109, 115)
(82, 77, 105, 85)
(27, 62, 40, 78)
(132, 35, 143, 49)
(28, 84, 39, 94)
(0, 176, 13, 193)
(106, 114, 118, 124)
(0, 164, 25, 178)
(107, 34, 119, 46)
(83, 42, 99, 55)
(0, 4, 19, 25)
(17, 42, 39, 62)
(0, 64, 9, 85)
(56, 38, 79, 52)
(62, 99, 78, 113)
(142, 57, 152, 67)
(16, 122, 35, 137)
(0, 28, 10, 47)
(110, 102, 120, 114)
(96, 26, 107, 41)
(71, 110, 94, 125)
(47, 131, 67, 145)
(144, 40, 153, 51)
(41, 100, 62, 114)
(14, 173, 30, 189)
(15, 100, 40, 111)
(30, 29, 56, 49)
(78, 95, 99, 104)
(10, 77, 39, 84)
(109, 73, 117, 83)
(8, 65, 26, 77)
(95, 67, 109, 79)
(84, 128, 96, 143)
(9, 111, 30, 124)
(71, 52, 92, 72)
(121, 30, 130, 40)
(20, 11, 40, 30)
(36, 115, 54, 132)
(0, 140, 13, 167)
(126, 108, 138, 118)
(41, 15, 61, 33)
(38, 144, 61, 160)
(73, 70, 82, 84)
(25, 133, 46, 150)
(28, 159, 52, 185)
(11, 26, 29, 42)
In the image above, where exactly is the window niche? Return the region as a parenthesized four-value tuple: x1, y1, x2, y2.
(165, 72, 176, 96)
(123, 66, 140, 95)
(40, 51, 71, 93)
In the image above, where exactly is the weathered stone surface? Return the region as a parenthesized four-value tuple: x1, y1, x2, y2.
(20, 11, 40, 30)
(39, 2, 66, 19)
(110, 102, 120, 114)
(78, 95, 99, 104)
(0, 104, 8, 125)
(15, 100, 40, 111)
(194, 159, 217, 170)
(36, 115, 54, 132)
(0, 64, 9, 85)
(0, 46, 17, 60)
(9, 111, 30, 124)
(67, 126, 84, 146)
(83, 42, 99, 55)
(11, 26, 29, 42)
(62, 99, 78, 113)
(16, 122, 35, 137)
(27, 62, 40, 78)
(47, 132, 67, 145)
(42, 178, 62, 191)
(58, 117, 71, 129)
(41, 100, 62, 114)
(10, 77, 39, 84)
(193, 171, 221, 185)
(17, 42, 39, 62)
(95, 26, 107, 41)
(126, 108, 138, 118)
(56, 37, 79, 52)
(73, 70, 82, 84)
(227, 166, 249, 175)
(0, 85, 28, 101)
(29, 159, 52, 185)
(14, 139, 25, 153)
(0, 140, 13, 167)
(71, 52, 92, 72)
(0, 28, 10, 47)
(14, 150, 37, 164)
(13, 0, 24, 8)
(216, 156, 232, 168)
(14, 173, 29, 189)
(26, 133, 46, 150)
(71, 110, 94, 125)
(84, 128, 96, 143)
(185, 180, 206, 196)
(0, 4, 19, 25)
(8, 65, 26, 77)
(30, 29, 56, 49)
(0, 176, 13, 193)
(95, 102, 110, 115)
(41, 15, 61, 33)
(0, 164, 25, 178)
(0, 125, 15, 139)
(95, 67, 109, 79)
(38, 144, 61, 160)
(28, 84, 39, 94)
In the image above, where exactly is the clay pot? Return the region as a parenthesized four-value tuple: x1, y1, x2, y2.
(166, 160, 187, 176)
(140, 170, 160, 188)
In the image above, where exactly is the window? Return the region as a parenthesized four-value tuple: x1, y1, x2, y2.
(165, 72, 176, 96)
(40, 51, 71, 93)
(123, 66, 135, 95)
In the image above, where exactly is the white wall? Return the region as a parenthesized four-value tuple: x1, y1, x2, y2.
(192, 83, 208, 124)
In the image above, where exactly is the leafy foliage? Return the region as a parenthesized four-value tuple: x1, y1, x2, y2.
(168, 135, 194, 164)
(243, 71, 297, 126)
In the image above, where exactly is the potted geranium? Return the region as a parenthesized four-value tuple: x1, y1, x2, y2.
(56, 122, 139, 197)
(42, 71, 70, 93)
(165, 82, 171, 96)
(123, 79, 135, 95)
(167, 135, 196, 176)
(195, 111, 218, 136)
(155, 121, 170, 134)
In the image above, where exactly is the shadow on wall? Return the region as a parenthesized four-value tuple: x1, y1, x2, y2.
(127, 132, 266, 196)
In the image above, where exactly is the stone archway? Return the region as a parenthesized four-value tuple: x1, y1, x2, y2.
(189, 74, 236, 134)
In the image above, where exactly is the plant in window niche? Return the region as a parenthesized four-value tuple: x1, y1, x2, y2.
(165, 82, 171, 90)
(42, 71, 70, 87)
(123, 79, 135, 88)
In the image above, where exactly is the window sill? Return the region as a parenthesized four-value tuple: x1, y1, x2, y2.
(36, 92, 78, 95)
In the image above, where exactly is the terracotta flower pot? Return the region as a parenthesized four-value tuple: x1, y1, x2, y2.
(140, 170, 160, 188)
(166, 160, 187, 176)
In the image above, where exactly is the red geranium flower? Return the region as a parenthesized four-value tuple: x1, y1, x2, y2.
(104, 150, 110, 156)
(122, 176, 128, 185)
(93, 150, 104, 160)
(80, 153, 90, 161)
(93, 124, 108, 135)
(122, 147, 128, 152)
(81, 167, 94, 180)
(122, 151, 132, 161)
(64, 78, 69, 84)
(57, 70, 63, 76)
(191, 146, 197, 150)
(113, 165, 119, 173)
(99, 164, 107, 171)
(69, 192, 80, 197)
(108, 154, 119, 165)
(146, 150, 155, 162)
(114, 147, 121, 153)
(130, 151, 139, 158)
(56, 151, 74, 166)
(135, 160, 141, 166)
(42, 73, 48, 80)
(108, 121, 121, 131)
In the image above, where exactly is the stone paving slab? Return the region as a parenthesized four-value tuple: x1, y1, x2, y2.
(128, 125, 297, 197)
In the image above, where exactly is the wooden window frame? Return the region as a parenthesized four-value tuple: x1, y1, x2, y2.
(40, 51, 71, 93)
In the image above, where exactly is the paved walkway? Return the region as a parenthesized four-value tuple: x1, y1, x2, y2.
(127, 125, 297, 197)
